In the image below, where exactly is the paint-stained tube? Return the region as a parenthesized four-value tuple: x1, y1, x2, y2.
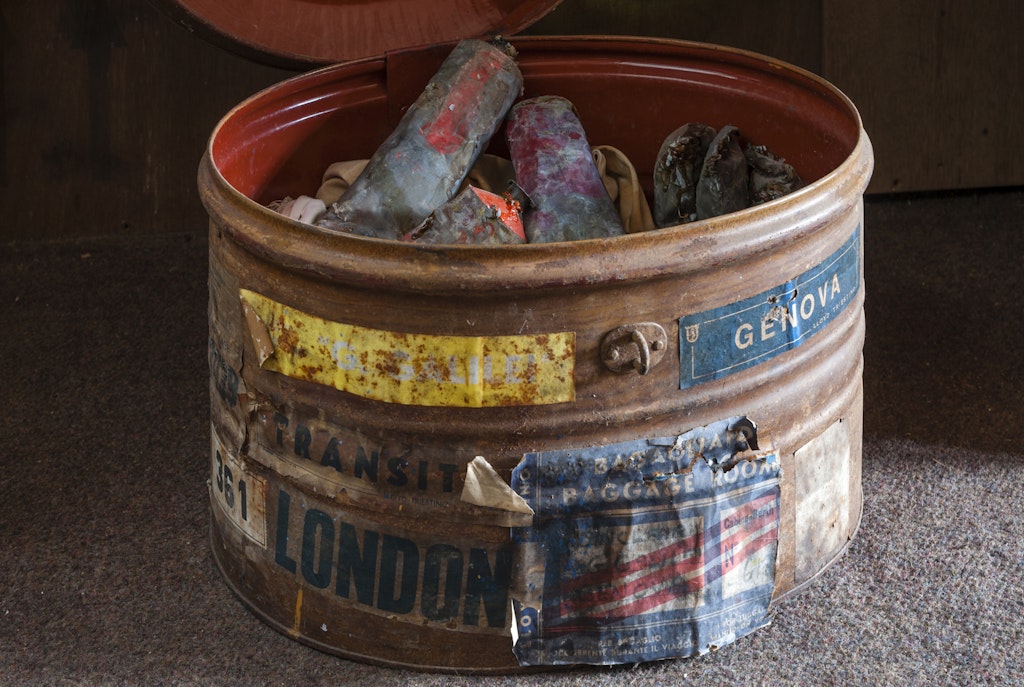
(505, 96, 625, 243)
(316, 39, 523, 239)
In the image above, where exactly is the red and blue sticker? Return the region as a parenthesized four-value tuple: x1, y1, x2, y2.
(510, 417, 781, 665)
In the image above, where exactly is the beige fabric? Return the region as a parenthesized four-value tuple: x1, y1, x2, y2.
(464, 154, 516, 194)
(316, 159, 369, 205)
(593, 145, 655, 233)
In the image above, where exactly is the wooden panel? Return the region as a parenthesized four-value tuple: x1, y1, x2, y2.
(824, 0, 1024, 193)
(526, 0, 823, 74)
(0, 1, 294, 242)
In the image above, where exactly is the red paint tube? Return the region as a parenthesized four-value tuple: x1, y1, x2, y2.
(403, 186, 526, 245)
(316, 39, 523, 239)
(505, 96, 625, 243)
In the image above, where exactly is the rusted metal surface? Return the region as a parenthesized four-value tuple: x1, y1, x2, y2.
(600, 323, 668, 375)
(239, 286, 575, 407)
(201, 36, 873, 672)
(315, 39, 522, 239)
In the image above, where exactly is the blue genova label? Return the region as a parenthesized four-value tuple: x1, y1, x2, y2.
(679, 225, 861, 390)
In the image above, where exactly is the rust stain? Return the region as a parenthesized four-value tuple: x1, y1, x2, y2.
(289, 587, 303, 638)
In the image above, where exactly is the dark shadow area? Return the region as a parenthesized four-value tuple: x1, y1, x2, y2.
(862, 186, 1024, 453)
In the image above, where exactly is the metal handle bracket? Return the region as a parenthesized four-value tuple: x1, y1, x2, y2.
(601, 322, 668, 375)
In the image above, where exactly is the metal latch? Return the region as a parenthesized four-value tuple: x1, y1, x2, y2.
(601, 323, 668, 375)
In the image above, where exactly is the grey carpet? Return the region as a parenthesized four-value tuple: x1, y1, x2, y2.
(2, 188, 1022, 686)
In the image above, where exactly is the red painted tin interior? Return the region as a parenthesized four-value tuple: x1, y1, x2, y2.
(210, 37, 861, 217)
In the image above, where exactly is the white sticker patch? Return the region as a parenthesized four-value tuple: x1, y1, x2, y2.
(794, 419, 852, 580)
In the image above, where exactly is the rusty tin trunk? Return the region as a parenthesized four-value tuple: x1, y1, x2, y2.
(200, 36, 872, 671)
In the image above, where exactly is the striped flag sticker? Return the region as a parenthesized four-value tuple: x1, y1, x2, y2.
(511, 418, 781, 665)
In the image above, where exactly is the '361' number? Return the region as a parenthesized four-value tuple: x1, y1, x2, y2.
(214, 448, 249, 522)
(210, 439, 267, 547)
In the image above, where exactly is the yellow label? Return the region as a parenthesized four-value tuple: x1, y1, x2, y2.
(240, 289, 575, 407)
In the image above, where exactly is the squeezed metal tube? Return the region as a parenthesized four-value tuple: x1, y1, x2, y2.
(403, 186, 526, 245)
(505, 95, 625, 243)
(316, 39, 523, 239)
(696, 125, 749, 220)
(653, 122, 716, 227)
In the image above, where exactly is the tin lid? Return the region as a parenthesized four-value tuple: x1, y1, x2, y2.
(158, 0, 562, 68)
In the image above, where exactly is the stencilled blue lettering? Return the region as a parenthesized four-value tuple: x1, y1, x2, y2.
(680, 226, 861, 389)
(273, 488, 512, 628)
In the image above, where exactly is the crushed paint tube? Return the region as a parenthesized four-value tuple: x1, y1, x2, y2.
(696, 125, 749, 221)
(505, 95, 625, 243)
(654, 122, 805, 225)
(315, 39, 523, 239)
(745, 144, 804, 205)
(653, 122, 716, 227)
(403, 186, 526, 244)
(281, 85, 808, 239)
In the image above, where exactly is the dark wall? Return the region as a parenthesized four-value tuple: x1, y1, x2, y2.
(528, 0, 822, 73)
(530, 0, 1024, 195)
(1, 1, 1021, 242)
(0, 2, 292, 242)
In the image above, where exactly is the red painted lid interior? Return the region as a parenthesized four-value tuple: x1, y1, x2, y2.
(159, 0, 562, 67)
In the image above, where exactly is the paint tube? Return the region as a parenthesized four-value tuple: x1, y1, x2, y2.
(696, 125, 750, 220)
(403, 186, 526, 245)
(316, 39, 523, 239)
(505, 95, 625, 243)
(653, 123, 716, 227)
(745, 144, 804, 205)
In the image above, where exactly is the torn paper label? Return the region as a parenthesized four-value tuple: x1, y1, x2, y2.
(510, 417, 780, 666)
(461, 456, 535, 525)
(247, 402, 531, 527)
(210, 426, 268, 547)
(240, 295, 276, 366)
(238, 289, 575, 407)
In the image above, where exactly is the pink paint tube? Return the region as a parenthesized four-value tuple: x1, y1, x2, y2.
(505, 96, 625, 243)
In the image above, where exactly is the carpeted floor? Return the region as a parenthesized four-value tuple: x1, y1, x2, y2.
(1, 188, 1022, 686)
